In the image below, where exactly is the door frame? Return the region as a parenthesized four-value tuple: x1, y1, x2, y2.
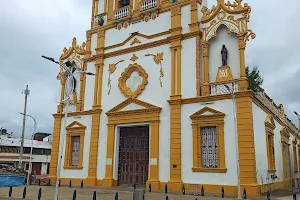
(102, 98, 161, 189)
(115, 124, 150, 186)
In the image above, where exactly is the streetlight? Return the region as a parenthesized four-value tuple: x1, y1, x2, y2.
(225, 83, 241, 200)
(19, 112, 36, 186)
(42, 56, 95, 200)
(294, 111, 300, 131)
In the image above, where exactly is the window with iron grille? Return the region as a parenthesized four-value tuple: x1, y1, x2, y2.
(201, 127, 218, 168)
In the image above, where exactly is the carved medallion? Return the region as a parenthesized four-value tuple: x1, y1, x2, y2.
(118, 63, 148, 98)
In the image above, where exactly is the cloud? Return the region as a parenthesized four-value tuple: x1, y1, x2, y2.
(0, 0, 299, 139)
(0, 0, 91, 138)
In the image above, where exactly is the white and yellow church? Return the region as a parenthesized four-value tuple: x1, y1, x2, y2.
(48, 0, 300, 196)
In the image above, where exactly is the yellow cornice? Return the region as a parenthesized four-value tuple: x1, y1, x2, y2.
(52, 109, 102, 118)
(85, 31, 200, 62)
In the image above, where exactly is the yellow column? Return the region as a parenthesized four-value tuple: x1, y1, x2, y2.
(91, 0, 96, 28)
(238, 34, 248, 91)
(86, 111, 101, 186)
(57, 77, 66, 113)
(103, 124, 117, 187)
(48, 114, 63, 184)
(192, 124, 199, 168)
(189, 1, 199, 33)
(146, 121, 160, 189)
(107, 0, 114, 23)
(168, 5, 183, 191)
(235, 92, 259, 196)
(201, 41, 210, 96)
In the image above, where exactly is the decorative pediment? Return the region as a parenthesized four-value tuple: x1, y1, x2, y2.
(104, 31, 169, 50)
(106, 98, 161, 116)
(200, 0, 255, 42)
(130, 38, 142, 46)
(60, 37, 86, 60)
(190, 107, 225, 119)
(66, 121, 86, 130)
(265, 115, 276, 130)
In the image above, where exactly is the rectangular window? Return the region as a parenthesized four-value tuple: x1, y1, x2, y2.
(201, 127, 218, 168)
(119, 0, 130, 8)
(293, 143, 298, 172)
(71, 136, 80, 166)
(266, 134, 276, 171)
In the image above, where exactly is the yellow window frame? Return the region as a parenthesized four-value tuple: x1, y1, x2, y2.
(63, 121, 86, 170)
(190, 107, 226, 173)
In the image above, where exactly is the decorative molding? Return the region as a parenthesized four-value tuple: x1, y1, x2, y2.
(200, 0, 255, 43)
(106, 97, 161, 116)
(60, 37, 86, 60)
(104, 31, 170, 51)
(130, 54, 139, 62)
(107, 60, 124, 95)
(130, 38, 142, 46)
(85, 31, 200, 62)
(118, 63, 148, 98)
(145, 53, 164, 87)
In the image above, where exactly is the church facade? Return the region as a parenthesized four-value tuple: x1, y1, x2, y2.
(48, 0, 300, 196)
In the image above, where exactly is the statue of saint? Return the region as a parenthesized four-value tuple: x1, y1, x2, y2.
(221, 45, 228, 66)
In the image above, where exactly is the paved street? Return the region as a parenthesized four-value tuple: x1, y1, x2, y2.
(0, 185, 298, 200)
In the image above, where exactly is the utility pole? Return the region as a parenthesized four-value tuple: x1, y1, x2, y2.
(19, 85, 30, 169)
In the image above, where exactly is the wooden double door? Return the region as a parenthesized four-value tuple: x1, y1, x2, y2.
(118, 126, 149, 187)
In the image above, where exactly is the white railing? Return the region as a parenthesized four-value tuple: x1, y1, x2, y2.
(114, 6, 130, 20)
(210, 81, 238, 95)
(140, 0, 158, 12)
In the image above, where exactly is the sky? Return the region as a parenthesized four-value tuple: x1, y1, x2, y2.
(0, 0, 299, 139)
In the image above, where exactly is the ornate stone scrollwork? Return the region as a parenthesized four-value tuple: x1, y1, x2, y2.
(60, 37, 86, 60)
(108, 60, 124, 95)
(200, 0, 255, 43)
(145, 53, 164, 87)
(118, 63, 148, 98)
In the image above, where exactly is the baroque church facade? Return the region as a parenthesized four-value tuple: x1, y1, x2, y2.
(48, 0, 300, 196)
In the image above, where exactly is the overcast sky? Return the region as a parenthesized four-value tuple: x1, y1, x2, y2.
(0, 0, 299, 139)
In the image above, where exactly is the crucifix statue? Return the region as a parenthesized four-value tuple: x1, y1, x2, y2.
(221, 45, 228, 66)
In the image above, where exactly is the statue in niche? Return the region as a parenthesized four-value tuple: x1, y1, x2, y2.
(221, 45, 228, 66)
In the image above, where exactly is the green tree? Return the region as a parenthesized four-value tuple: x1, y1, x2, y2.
(246, 66, 264, 93)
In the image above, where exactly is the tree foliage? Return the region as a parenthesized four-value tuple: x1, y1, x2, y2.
(246, 66, 264, 93)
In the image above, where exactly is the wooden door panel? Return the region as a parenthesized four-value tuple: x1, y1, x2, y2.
(118, 126, 149, 186)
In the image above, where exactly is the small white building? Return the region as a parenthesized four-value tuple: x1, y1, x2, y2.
(0, 135, 52, 175)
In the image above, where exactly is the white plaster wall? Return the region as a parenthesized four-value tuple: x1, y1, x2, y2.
(97, 44, 172, 182)
(181, 38, 196, 98)
(181, 5, 190, 34)
(98, 0, 105, 14)
(181, 100, 239, 185)
(84, 61, 96, 111)
(41, 162, 48, 175)
(252, 103, 284, 184)
(91, 33, 97, 56)
(208, 26, 240, 83)
(105, 12, 171, 47)
(60, 115, 92, 179)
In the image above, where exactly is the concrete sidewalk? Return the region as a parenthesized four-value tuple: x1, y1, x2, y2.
(0, 185, 295, 200)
